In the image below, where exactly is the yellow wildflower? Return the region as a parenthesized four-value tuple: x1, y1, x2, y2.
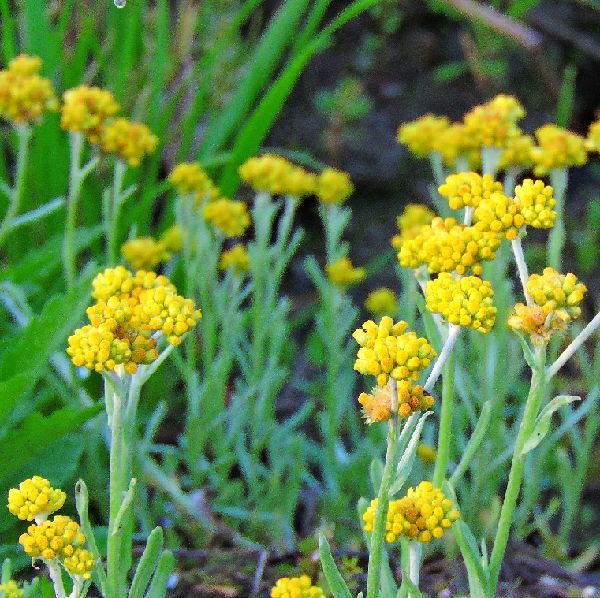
(513, 178, 556, 229)
(532, 124, 587, 175)
(168, 163, 220, 202)
(426, 273, 496, 333)
(316, 167, 353, 204)
(498, 133, 535, 171)
(363, 481, 460, 543)
(61, 85, 120, 143)
(203, 198, 251, 238)
(527, 268, 586, 322)
(473, 192, 525, 240)
(586, 120, 600, 152)
(0, 580, 24, 598)
(100, 118, 158, 166)
(438, 172, 503, 211)
(271, 575, 325, 598)
(397, 114, 450, 157)
(219, 244, 250, 274)
(365, 287, 398, 317)
(353, 317, 437, 387)
(19, 516, 86, 560)
(391, 203, 435, 249)
(8, 476, 66, 522)
(358, 385, 392, 424)
(160, 224, 183, 252)
(121, 237, 170, 271)
(508, 303, 565, 344)
(64, 548, 96, 580)
(8, 54, 42, 76)
(438, 122, 481, 170)
(325, 256, 365, 286)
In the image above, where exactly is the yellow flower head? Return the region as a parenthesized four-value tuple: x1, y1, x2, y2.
(0, 55, 58, 123)
(160, 224, 183, 252)
(168, 163, 220, 202)
(203, 198, 251, 238)
(358, 385, 392, 424)
(239, 154, 317, 197)
(532, 124, 587, 175)
(527, 268, 586, 322)
(316, 167, 353, 204)
(586, 120, 600, 153)
(426, 273, 496, 333)
(417, 443, 437, 464)
(121, 237, 170, 271)
(498, 133, 535, 171)
(219, 244, 250, 274)
(0, 580, 24, 598)
(463, 94, 525, 148)
(100, 118, 158, 166)
(513, 178, 556, 229)
(398, 216, 502, 276)
(438, 122, 481, 170)
(363, 481, 460, 543)
(397, 114, 450, 157)
(438, 172, 503, 211)
(353, 317, 437, 387)
(271, 575, 325, 598)
(325, 256, 365, 287)
(61, 85, 120, 143)
(473, 191, 525, 240)
(8, 476, 66, 522)
(391, 203, 435, 249)
(19, 515, 86, 561)
(365, 287, 398, 317)
(64, 547, 96, 580)
(508, 303, 565, 344)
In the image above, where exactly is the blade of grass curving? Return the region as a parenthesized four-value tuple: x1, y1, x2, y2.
(293, 0, 331, 52)
(146, 550, 176, 598)
(319, 534, 352, 598)
(556, 63, 577, 127)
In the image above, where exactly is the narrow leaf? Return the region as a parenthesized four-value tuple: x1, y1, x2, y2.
(318, 534, 352, 598)
(129, 527, 164, 598)
(146, 550, 176, 598)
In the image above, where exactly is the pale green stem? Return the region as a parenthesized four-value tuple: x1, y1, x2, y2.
(428, 152, 445, 188)
(510, 236, 532, 304)
(503, 167, 521, 196)
(432, 349, 456, 487)
(62, 132, 85, 289)
(107, 159, 127, 266)
(482, 146, 502, 177)
(408, 541, 422, 596)
(547, 167, 567, 271)
(47, 560, 67, 598)
(488, 345, 547, 595)
(366, 379, 400, 598)
(0, 124, 32, 247)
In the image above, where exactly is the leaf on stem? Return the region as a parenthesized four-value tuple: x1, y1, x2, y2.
(318, 534, 352, 598)
(129, 527, 164, 598)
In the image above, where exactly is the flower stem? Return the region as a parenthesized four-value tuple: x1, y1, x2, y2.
(0, 124, 32, 247)
(547, 167, 567, 271)
(424, 324, 460, 393)
(107, 159, 126, 266)
(408, 541, 422, 596)
(432, 351, 456, 487)
(366, 379, 400, 598)
(488, 345, 547, 595)
(510, 236, 532, 304)
(47, 560, 67, 598)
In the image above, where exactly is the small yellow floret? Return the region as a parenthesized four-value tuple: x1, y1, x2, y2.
(8, 54, 42, 76)
(8, 476, 66, 522)
(326, 256, 365, 286)
(100, 118, 158, 166)
(365, 287, 398, 317)
(532, 124, 587, 175)
(397, 114, 450, 157)
(437, 122, 481, 170)
(391, 204, 435, 249)
(270, 575, 325, 598)
(160, 225, 183, 252)
(219, 244, 250, 274)
(0, 580, 24, 598)
(64, 547, 96, 580)
(168, 163, 220, 202)
(586, 120, 600, 153)
(473, 191, 525, 240)
(203, 198, 251, 238)
(316, 167, 353, 204)
(438, 172, 503, 210)
(499, 133, 535, 171)
(513, 179, 556, 229)
(121, 237, 170, 271)
(19, 516, 86, 561)
(527, 268, 586, 322)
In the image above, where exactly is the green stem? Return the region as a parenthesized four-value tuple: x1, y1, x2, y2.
(488, 345, 547, 595)
(408, 541, 422, 596)
(366, 380, 400, 598)
(107, 159, 127, 266)
(46, 560, 67, 598)
(547, 167, 567, 271)
(62, 132, 85, 289)
(428, 152, 445, 188)
(432, 352, 455, 487)
(0, 124, 32, 247)
(481, 146, 502, 177)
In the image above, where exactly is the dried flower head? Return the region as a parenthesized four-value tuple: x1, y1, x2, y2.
(121, 237, 170, 271)
(438, 172, 503, 211)
(513, 179, 556, 229)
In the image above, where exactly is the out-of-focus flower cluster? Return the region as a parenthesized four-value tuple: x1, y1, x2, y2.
(270, 575, 325, 598)
(326, 256, 365, 287)
(365, 287, 398, 317)
(219, 244, 250, 274)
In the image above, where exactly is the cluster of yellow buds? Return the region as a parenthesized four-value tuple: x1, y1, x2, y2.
(365, 287, 398, 317)
(508, 303, 563, 343)
(325, 256, 365, 287)
(168, 162, 221, 203)
(473, 192, 525, 241)
(528, 268, 586, 322)
(219, 244, 250, 274)
(397, 114, 450, 157)
(8, 476, 66, 522)
(358, 381, 434, 423)
(67, 267, 201, 373)
(426, 273, 496, 333)
(61, 85, 120, 143)
(0, 580, 23, 597)
(513, 178, 556, 229)
(438, 172, 503, 211)
(203, 198, 251, 238)
(532, 124, 587, 175)
(63, 548, 96, 580)
(363, 481, 460, 543)
(121, 236, 171, 270)
(19, 516, 86, 560)
(316, 167, 354, 204)
(353, 317, 437, 387)
(270, 575, 325, 598)
(391, 203, 435, 249)
(100, 117, 158, 166)
(438, 122, 481, 170)
(0, 54, 58, 123)
(398, 216, 501, 276)
(498, 133, 535, 171)
(463, 94, 525, 148)
(586, 120, 600, 153)
(239, 154, 317, 197)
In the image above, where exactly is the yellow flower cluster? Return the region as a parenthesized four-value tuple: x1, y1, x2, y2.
(532, 124, 587, 175)
(219, 244, 250, 274)
(508, 303, 564, 343)
(358, 381, 434, 423)
(100, 117, 158, 166)
(0, 54, 58, 123)
(438, 172, 503, 211)
(239, 154, 317, 197)
(438, 123, 481, 170)
(398, 216, 501, 276)
(63, 548, 96, 580)
(67, 267, 201, 373)
(365, 287, 398, 317)
(160, 224, 183, 252)
(121, 236, 171, 270)
(61, 85, 120, 143)
(463, 94, 525, 148)
(527, 268, 586, 322)
(325, 256, 365, 287)
(391, 203, 435, 249)
(498, 133, 535, 171)
(271, 575, 325, 598)
(397, 114, 450, 157)
(203, 198, 251, 238)
(8, 476, 66, 522)
(19, 515, 86, 560)
(473, 192, 525, 241)
(358, 385, 392, 424)
(316, 167, 353, 204)
(363, 482, 460, 543)
(0, 580, 23, 598)
(168, 162, 220, 203)
(587, 120, 600, 153)
(417, 443, 437, 464)
(426, 273, 496, 333)
(513, 178, 556, 229)
(353, 317, 437, 387)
